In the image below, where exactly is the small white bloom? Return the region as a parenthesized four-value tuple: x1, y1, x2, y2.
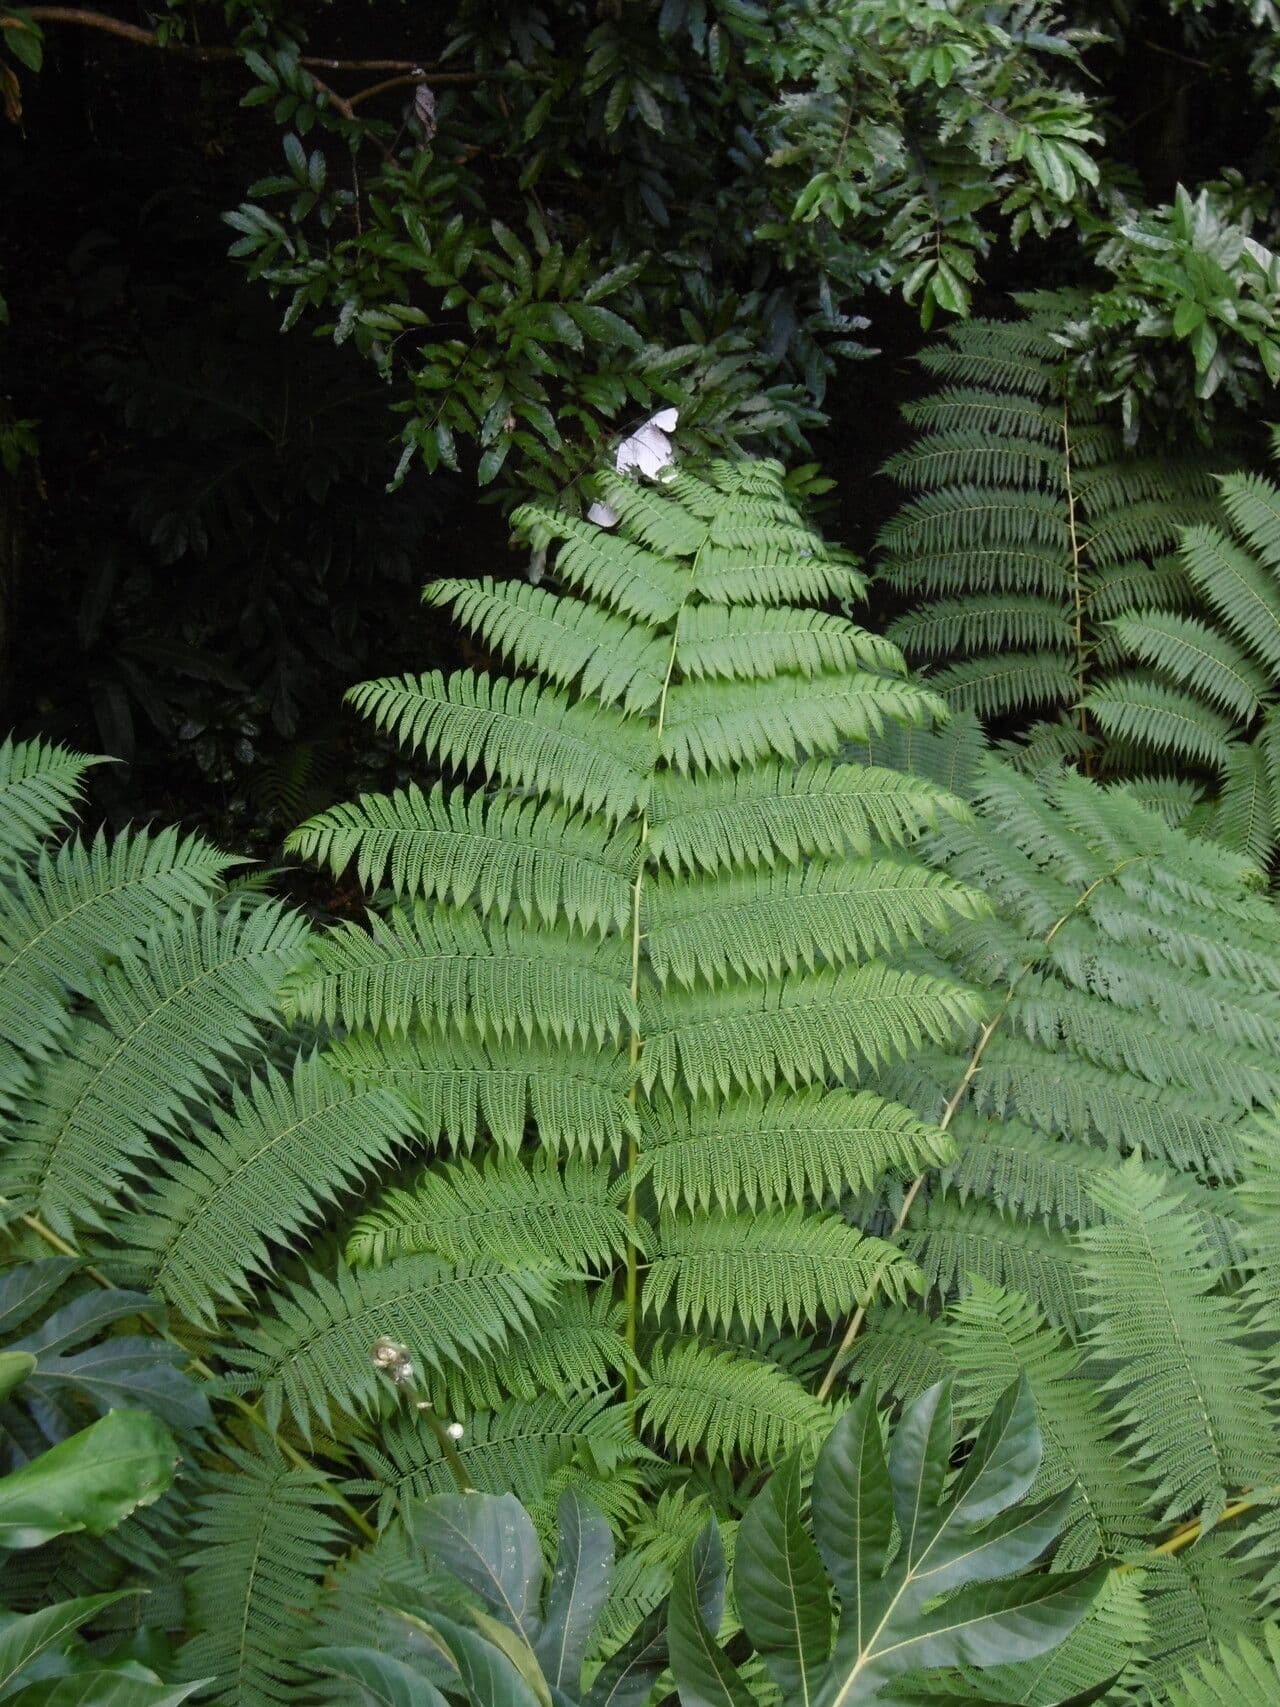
(446, 1421, 465, 1440)
(588, 409, 681, 529)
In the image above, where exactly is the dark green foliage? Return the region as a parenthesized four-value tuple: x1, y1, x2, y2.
(843, 720, 1280, 1695)
(673, 1377, 1102, 1705)
(1081, 428, 1280, 866)
(878, 299, 1223, 757)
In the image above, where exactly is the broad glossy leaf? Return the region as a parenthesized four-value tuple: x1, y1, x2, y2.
(411, 1493, 544, 1648)
(734, 1453, 830, 1702)
(0, 1594, 135, 1694)
(887, 1379, 954, 1570)
(811, 1394, 892, 1628)
(0, 1353, 36, 1404)
(0, 1410, 176, 1549)
(3, 1673, 206, 1705)
(948, 1376, 1042, 1524)
(308, 1646, 451, 1706)
(0, 1264, 79, 1341)
(421, 1613, 547, 1707)
(533, 1490, 614, 1691)
(667, 1522, 755, 1707)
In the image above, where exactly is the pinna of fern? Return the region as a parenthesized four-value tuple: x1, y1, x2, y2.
(1082, 424, 1280, 867)
(286, 455, 988, 1482)
(877, 293, 1223, 769)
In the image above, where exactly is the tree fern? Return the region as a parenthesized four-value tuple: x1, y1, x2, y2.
(838, 723, 1280, 1694)
(287, 458, 983, 1478)
(1079, 428, 1280, 866)
(878, 293, 1222, 755)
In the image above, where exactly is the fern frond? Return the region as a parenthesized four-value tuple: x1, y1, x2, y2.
(346, 670, 652, 825)
(1083, 677, 1236, 771)
(648, 762, 966, 874)
(358, 1391, 643, 1531)
(324, 1031, 638, 1158)
(908, 1194, 1087, 1335)
(115, 1052, 418, 1327)
(641, 962, 985, 1099)
(425, 578, 668, 713)
(638, 1089, 951, 1214)
(287, 783, 635, 935)
(944, 1279, 1149, 1567)
(0, 902, 309, 1236)
(345, 1154, 634, 1271)
(1107, 612, 1266, 722)
(283, 903, 634, 1046)
(674, 603, 902, 681)
(0, 736, 98, 867)
(1180, 522, 1280, 677)
(888, 594, 1074, 659)
(646, 857, 984, 987)
(1079, 1160, 1279, 1527)
(636, 1340, 828, 1467)
(222, 1256, 559, 1440)
(644, 1209, 916, 1333)
(177, 1442, 346, 1707)
(1164, 1626, 1280, 1707)
(0, 826, 234, 1058)
(659, 673, 942, 773)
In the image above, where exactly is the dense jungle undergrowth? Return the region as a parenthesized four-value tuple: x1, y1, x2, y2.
(4, 1, 1280, 1704)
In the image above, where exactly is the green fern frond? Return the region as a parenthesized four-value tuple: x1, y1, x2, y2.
(1107, 612, 1266, 722)
(644, 1209, 917, 1333)
(638, 1089, 952, 1214)
(1181, 522, 1280, 676)
(424, 1288, 633, 1413)
(324, 1031, 637, 1158)
(878, 303, 1224, 756)
(641, 961, 985, 1099)
(1079, 1161, 1279, 1527)
(658, 672, 942, 773)
(357, 1391, 644, 1531)
(425, 577, 668, 713)
(1, 902, 309, 1236)
(0, 825, 235, 1060)
(1164, 1626, 1280, 1706)
(345, 671, 652, 825)
(645, 857, 984, 987)
(636, 1340, 829, 1467)
(1083, 677, 1237, 771)
(177, 1442, 346, 1707)
(674, 603, 903, 681)
(346, 1154, 635, 1271)
(115, 1052, 418, 1327)
(928, 651, 1080, 717)
(888, 594, 1074, 658)
(284, 903, 634, 1046)
(647, 761, 966, 874)
(944, 1279, 1150, 1567)
(223, 1255, 560, 1440)
(288, 783, 635, 935)
(0, 736, 98, 867)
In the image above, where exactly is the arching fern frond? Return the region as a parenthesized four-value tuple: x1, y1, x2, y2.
(177, 1443, 346, 1707)
(345, 1154, 635, 1272)
(115, 1052, 419, 1327)
(222, 1255, 559, 1440)
(0, 736, 98, 867)
(636, 1339, 829, 1468)
(0, 902, 310, 1237)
